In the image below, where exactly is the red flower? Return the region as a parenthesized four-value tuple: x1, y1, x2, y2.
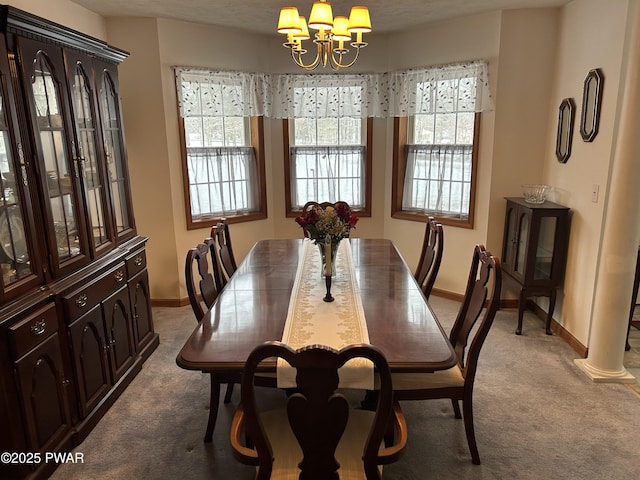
(349, 215, 359, 227)
(306, 208, 319, 224)
(295, 216, 306, 227)
(335, 201, 350, 219)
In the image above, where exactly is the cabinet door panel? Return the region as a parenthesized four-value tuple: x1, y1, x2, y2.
(16, 37, 90, 277)
(68, 305, 111, 418)
(95, 60, 135, 243)
(534, 216, 557, 280)
(502, 204, 516, 274)
(0, 36, 42, 301)
(515, 210, 530, 278)
(102, 286, 135, 383)
(14, 332, 71, 452)
(129, 269, 153, 352)
(64, 50, 115, 258)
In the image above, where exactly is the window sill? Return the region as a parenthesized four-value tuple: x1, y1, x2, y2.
(187, 211, 267, 230)
(391, 210, 473, 229)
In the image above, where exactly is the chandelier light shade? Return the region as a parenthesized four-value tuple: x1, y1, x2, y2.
(277, 7, 301, 34)
(293, 16, 311, 41)
(348, 6, 372, 32)
(308, 1, 333, 30)
(331, 16, 351, 41)
(277, 0, 372, 70)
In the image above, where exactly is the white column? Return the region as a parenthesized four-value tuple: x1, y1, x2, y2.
(575, 0, 640, 382)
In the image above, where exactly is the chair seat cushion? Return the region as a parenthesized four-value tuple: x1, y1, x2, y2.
(377, 365, 465, 390)
(259, 408, 382, 480)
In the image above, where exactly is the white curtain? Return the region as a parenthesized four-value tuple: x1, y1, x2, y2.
(175, 60, 492, 119)
(403, 144, 473, 219)
(290, 145, 365, 208)
(186, 146, 258, 217)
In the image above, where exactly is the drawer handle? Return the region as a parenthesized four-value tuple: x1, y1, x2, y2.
(114, 270, 125, 282)
(75, 293, 88, 308)
(30, 319, 46, 336)
(134, 255, 143, 266)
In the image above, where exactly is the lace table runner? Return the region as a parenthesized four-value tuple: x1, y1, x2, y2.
(277, 239, 373, 389)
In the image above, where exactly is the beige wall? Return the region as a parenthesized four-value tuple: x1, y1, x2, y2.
(538, 0, 629, 344)
(6, 0, 636, 349)
(382, 12, 501, 294)
(105, 17, 182, 300)
(7, 0, 106, 39)
(489, 9, 560, 255)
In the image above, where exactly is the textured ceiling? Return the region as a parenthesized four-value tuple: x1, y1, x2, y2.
(70, 0, 571, 35)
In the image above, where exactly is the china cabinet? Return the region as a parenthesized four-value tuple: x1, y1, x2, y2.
(0, 6, 157, 479)
(501, 198, 570, 335)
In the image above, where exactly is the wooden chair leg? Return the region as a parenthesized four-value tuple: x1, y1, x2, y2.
(451, 399, 462, 419)
(223, 382, 234, 404)
(204, 374, 221, 443)
(384, 411, 396, 447)
(462, 397, 480, 465)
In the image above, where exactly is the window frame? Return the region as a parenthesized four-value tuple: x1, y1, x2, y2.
(179, 115, 267, 229)
(283, 117, 373, 218)
(391, 113, 480, 228)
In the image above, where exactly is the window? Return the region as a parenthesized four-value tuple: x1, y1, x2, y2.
(176, 70, 266, 228)
(284, 85, 372, 217)
(392, 70, 483, 228)
(175, 63, 490, 224)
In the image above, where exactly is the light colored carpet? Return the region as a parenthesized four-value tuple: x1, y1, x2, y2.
(51, 297, 640, 479)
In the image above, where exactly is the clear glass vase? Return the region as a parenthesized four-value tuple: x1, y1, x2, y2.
(317, 240, 340, 278)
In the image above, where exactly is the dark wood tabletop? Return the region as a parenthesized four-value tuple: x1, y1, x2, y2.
(176, 238, 457, 374)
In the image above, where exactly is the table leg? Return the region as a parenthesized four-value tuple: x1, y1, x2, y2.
(204, 375, 221, 443)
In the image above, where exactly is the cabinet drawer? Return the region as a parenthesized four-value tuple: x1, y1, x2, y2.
(8, 303, 59, 359)
(62, 262, 127, 321)
(126, 249, 146, 277)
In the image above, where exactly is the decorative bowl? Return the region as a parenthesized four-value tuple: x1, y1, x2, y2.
(522, 184, 550, 204)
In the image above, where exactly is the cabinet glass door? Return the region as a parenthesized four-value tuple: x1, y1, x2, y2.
(68, 54, 114, 256)
(19, 37, 90, 277)
(504, 205, 516, 270)
(0, 38, 42, 299)
(32, 56, 81, 262)
(98, 64, 134, 241)
(0, 97, 33, 286)
(515, 212, 529, 275)
(534, 217, 557, 280)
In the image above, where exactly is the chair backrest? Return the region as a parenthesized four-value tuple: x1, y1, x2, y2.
(238, 342, 396, 480)
(300, 201, 353, 239)
(414, 216, 444, 300)
(211, 219, 238, 282)
(449, 244, 501, 385)
(185, 238, 225, 322)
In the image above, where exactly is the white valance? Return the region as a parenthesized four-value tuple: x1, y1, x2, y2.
(175, 60, 492, 119)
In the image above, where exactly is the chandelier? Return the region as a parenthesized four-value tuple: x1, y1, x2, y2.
(277, 0, 372, 71)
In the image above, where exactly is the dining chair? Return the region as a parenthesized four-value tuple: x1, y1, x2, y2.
(230, 341, 407, 480)
(185, 238, 238, 441)
(414, 216, 444, 300)
(185, 238, 225, 322)
(211, 218, 238, 283)
(392, 244, 501, 465)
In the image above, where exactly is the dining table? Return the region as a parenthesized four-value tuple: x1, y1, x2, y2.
(176, 238, 457, 378)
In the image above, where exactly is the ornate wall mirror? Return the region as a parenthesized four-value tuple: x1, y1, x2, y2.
(580, 68, 604, 142)
(556, 98, 575, 163)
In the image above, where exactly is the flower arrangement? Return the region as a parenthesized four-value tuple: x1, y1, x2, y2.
(295, 201, 359, 243)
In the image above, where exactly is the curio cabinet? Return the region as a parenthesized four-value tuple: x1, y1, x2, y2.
(0, 6, 157, 479)
(502, 197, 570, 336)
